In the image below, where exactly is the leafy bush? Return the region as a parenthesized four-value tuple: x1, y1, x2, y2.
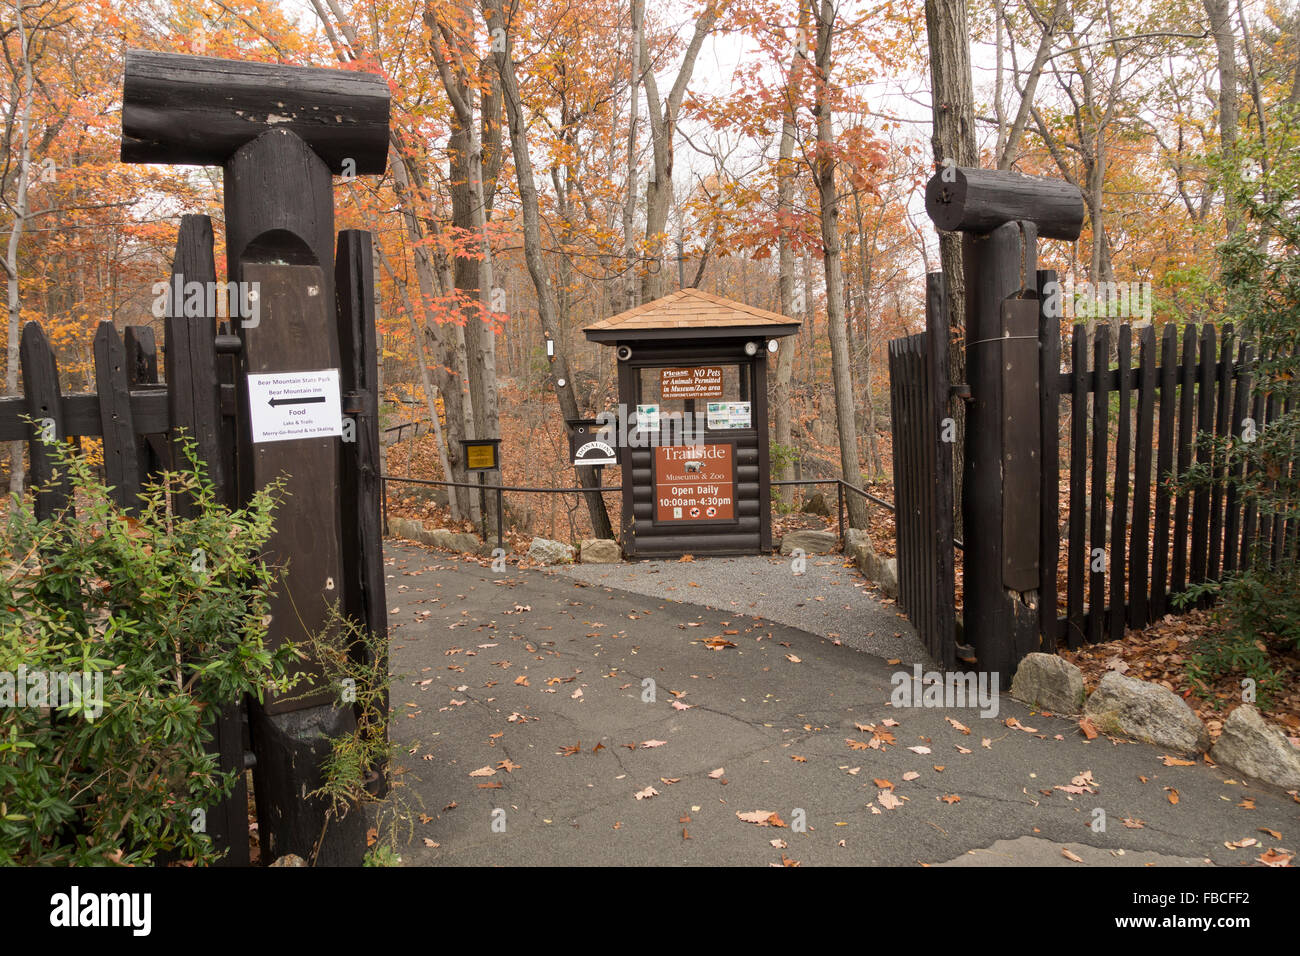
(0, 441, 300, 865)
(1179, 103, 1300, 700)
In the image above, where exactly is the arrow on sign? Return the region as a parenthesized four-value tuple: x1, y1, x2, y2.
(268, 395, 327, 408)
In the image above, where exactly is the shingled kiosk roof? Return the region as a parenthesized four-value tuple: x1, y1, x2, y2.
(584, 288, 801, 343)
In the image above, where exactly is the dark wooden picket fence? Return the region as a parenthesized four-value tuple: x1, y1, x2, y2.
(1049, 320, 1288, 649)
(0, 308, 252, 865)
(888, 274, 958, 669)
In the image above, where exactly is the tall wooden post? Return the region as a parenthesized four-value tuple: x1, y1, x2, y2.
(122, 50, 391, 865)
(925, 168, 1084, 681)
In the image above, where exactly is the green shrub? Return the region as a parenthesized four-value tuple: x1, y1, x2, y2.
(0, 440, 301, 865)
(1178, 103, 1300, 703)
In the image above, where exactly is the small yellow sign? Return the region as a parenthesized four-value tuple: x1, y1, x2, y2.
(466, 442, 497, 470)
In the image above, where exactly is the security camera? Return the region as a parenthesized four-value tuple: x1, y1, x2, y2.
(616, 345, 633, 361)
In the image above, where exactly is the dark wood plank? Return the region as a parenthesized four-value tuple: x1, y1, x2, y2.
(1088, 324, 1111, 643)
(1171, 324, 1197, 596)
(0, 390, 169, 442)
(1151, 324, 1178, 616)
(1129, 324, 1156, 626)
(335, 228, 391, 795)
(1066, 323, 1088, 647)
(124, 325, 165, 481)
(1037, 270, 1061, 652)
(1207, 324, 1234, 582)
(19, 322, 71, 520)
(1109, 324, 1132, 641)
(1222, 340, 1251, 576)
(1189, 323, 1215, 586)
(92, 322, 141, 513)
(1239, 383, 1265, 571)
(164, 214, 228, 503)
(1001, 296, 1041, 592)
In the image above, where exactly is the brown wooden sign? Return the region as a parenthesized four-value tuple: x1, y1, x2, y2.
(660, 366, 724, 400)
(654, 443, 734, 521)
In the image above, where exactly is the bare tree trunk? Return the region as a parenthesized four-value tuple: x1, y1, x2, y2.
(311, 0, 474, 520)
(620, 0, 643, 314)
(1204, 0, 1240, 237)
(812, 0, 866, 530)
(3, 2, 34, 496)
(996, 0, 1065, 170)
(390, 143, 474, 520)
(773, 0, 810, 508)
(485, 0, 613, 539)
(851, 189, 882, 477)
(638, 7, 719, 302)
(924, 0, 978, 535)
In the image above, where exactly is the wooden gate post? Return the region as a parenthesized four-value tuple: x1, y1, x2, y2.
(925, 168, 1084, 681)
(122, 50, 390, 865)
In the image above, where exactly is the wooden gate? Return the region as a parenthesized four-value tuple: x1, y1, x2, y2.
(887, 273, 958, 669)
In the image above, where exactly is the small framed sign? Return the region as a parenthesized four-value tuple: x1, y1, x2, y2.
(568, 418, 618, 466)
(459, 437, 501, 472)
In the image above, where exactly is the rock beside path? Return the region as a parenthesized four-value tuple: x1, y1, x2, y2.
(1084, 672, 1210, 752)
(1010, 653, 1085, 714)
(528, 537, 575, 564)
(1210, 705, 1300, 790)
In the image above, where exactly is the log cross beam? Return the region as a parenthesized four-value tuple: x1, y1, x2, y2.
(121, 49, 390, 174)
(924, 166, 1084, 682)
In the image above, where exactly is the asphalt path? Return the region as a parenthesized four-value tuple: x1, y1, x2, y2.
(381, 542, 1298, 867)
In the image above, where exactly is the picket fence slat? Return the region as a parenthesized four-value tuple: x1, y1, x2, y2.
(1129, 325, 1156, 627)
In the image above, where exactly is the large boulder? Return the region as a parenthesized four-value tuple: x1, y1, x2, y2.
(418, 527, 482, 554)
(580, 538, 621, 564)
(1010, 652, 1085, 714)
(780, 529, 838, 555)
(1210, 705, 1300, 790)
(852, 542, 899, 599)
(801, 491, 831, 517)
(527, 536, 574, 565)
(1084, 672, 1210, 752)
(387, 516, 423, 541)
(876, 557, 899, 599)
(844, 528, 872, 554)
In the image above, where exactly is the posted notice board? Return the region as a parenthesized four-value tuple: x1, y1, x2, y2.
(654, 443, 735, 522)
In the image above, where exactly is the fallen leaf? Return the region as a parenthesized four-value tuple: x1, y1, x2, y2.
(940, 794, 961, 805)
(468, 766, 495, 778)
(1061, 848, 1084, 863)
(634, 786, 659, 800)
(736, 810, 787, 827)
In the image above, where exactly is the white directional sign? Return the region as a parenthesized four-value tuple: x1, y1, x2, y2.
(247, 369, 343, 443)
